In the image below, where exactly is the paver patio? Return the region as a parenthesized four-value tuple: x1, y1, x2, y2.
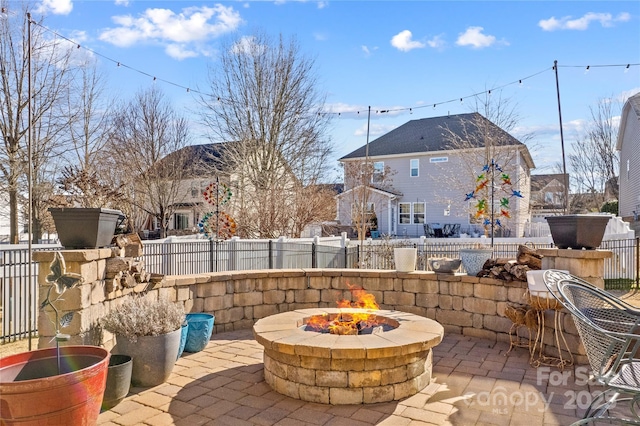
(97, 329, 611, 426)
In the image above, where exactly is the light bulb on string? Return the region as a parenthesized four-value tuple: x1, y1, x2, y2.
(585, 65, 590, 74)
(625, 64, 630, 73)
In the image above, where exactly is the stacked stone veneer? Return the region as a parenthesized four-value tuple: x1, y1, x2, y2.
(32, 249, 588, 364)
(254, 309, 443, 404)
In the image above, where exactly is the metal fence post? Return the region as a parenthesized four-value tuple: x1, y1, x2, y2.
(344, 246, 348, 268)
(312, 242, 317, 268)
(268, 240, 273, 269)
(636, 237, 639, 286)
(209, 239, 215, 272)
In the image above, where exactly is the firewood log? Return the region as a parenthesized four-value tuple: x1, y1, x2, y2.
(106, 257, 133, 274)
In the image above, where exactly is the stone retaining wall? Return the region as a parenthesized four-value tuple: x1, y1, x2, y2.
(33, 250, 586, 364)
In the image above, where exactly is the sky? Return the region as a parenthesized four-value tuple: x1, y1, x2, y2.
(10, 0, 640, 181)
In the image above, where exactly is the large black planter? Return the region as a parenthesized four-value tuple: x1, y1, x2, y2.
(49, 208, 123, 249)
(546, 214, 611, 250)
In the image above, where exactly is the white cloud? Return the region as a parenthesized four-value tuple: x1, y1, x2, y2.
(99, 5, 242, 57)
(426, 34, 446, 50)
(314, 32, 328, 41)
(391, 30, 425, 52)
(317, 1, 328, 9)
(165, 44, 199, 60)
(361, 45, 378, 56)
(114, 0, 129, 6)
(36, 0, 73, 15)
(455, 26, 499, 49)
(354, 122, 395, 137)
(538, 12, 631, 31)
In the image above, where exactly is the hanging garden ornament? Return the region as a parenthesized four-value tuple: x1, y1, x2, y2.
(198, 211, 237, 240)
(464, 159, 521, 231)
(202, 181, 232, 207)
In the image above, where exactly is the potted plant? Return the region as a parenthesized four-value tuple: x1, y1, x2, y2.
(48, 166, 125, 249)
(101, 296, 185, 387)
(546, 214, 611, 250)
(0, 252, 110, 425)
(459, 243, 493, 276)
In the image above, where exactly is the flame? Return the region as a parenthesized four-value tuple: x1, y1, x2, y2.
(306, 284, 380, 335)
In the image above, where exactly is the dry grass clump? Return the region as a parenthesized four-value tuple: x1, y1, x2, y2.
(102, 297, 185, 342)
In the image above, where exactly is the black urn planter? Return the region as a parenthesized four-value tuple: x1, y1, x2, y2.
(49, 208, 124, 249)
(546, 214, 611, 250)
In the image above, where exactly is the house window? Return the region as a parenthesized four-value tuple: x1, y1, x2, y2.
(399, 203, 411, 224)
(413, 202, 425, 223)
(410, 159, 419, 177)
(174, 213, 189, 230)
(372, 161, 384, 183)
(398, 202, 424, 224)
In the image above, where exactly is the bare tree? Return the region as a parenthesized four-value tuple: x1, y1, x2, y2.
(197, 31, 333, 238)
(1, 6, 77, 242)
(568, 96, 621, 212)
(341, 160, 396, 242)
(107, 86, 192, 238)
(64, 61, 116, 171)
(438, 97, 532, 238)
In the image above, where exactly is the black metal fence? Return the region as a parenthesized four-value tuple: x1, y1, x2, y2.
(1, 238, 638, 343)
(141, 240, 357, 275)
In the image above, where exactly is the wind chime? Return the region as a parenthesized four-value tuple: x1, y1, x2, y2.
(198, 178, 237, 240)
(464, 159, 523, 244)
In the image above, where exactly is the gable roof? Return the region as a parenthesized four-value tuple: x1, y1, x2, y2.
(340, 112, 525, 160)
(531, 174, 569, 192)
(160, 142, 240, 178)
(616, 92, 640, 150)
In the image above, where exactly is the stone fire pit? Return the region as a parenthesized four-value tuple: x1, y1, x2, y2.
(253, 308, 444, 404)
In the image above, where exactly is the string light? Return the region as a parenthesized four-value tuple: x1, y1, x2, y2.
(23, 19, 640, 120)
(585, 65, 590, 74)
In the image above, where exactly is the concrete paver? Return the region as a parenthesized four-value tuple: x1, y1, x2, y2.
(97, 329, 618, 425)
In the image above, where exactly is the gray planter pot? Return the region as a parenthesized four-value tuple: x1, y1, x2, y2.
(546, 214, 611, 250)
(114, 328, 181, 387)
(102, 354, 132, 411)
(459, 248, 493, 276)
(49, 208, 124, 249)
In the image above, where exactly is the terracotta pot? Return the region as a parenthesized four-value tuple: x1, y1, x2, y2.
(0, 345, 109, 426)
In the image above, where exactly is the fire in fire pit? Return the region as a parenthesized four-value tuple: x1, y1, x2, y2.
(304, 285, 395, 335)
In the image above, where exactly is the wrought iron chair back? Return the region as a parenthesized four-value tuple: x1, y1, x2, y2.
(543, 270, 640, 422)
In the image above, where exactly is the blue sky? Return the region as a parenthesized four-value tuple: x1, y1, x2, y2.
(21, 0, 640, 179)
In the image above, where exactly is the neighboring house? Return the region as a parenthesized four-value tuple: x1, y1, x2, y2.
(337, 112, 535, 238)
(529, 174, 568, 222)
(160, 143, 234, 236)
(617, 92, 640, 226)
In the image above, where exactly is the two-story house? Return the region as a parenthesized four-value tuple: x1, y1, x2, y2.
(337, 112, 534, 238)
(617, 92, 640, 231)
(529, 173, 568, 222)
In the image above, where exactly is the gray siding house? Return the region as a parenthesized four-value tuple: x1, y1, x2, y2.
(617, 92, 640, 227)
(337, 113, 535, 238)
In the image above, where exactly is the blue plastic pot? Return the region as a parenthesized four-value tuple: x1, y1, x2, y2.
(177, 322, 189, 359)
(184, 313, 215, 353)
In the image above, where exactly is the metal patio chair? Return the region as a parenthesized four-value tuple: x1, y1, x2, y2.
(542, 270, 640, 424)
